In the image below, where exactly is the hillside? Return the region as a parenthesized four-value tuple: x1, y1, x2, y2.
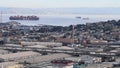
(1, 7, 120, 14)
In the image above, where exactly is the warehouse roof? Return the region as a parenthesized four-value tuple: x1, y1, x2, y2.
(26, 45, 48, 48)
(18, 53, 71, 64)
(0, 49, 10, 54)
(0, 62, 18, 66)
(4, 44, 22, 47)
(21, 41, 62, 46)
(0, 49, 8, 52)
(0, 51, 40, 60)
(53, 46, 74, 50)
(86, 63, 113, 68)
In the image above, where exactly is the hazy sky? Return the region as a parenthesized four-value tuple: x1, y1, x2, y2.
(0, 0, 120, 8)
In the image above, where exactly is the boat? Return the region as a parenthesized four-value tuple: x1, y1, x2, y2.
(9, 15, 39, 20)
(76, 16, 89, 20)
(82, 17, 89, 20)
(76, 16, 81, 19)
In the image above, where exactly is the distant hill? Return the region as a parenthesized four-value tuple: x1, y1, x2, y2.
(0, 7, 120, 14)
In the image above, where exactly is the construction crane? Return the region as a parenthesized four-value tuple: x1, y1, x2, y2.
(71, 25, 75, 44)
(0, 11, 2, 37)
(0, 11, 2, 23)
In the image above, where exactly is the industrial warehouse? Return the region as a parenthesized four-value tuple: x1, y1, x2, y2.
(0, 40, 120, 68)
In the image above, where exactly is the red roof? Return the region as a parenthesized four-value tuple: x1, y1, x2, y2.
(51, 59, 74, 65)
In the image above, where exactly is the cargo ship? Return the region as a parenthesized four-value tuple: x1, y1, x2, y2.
(76, 16, 89, 20)
(9, 15, 39, 20)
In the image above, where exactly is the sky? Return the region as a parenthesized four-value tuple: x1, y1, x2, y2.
(0, 0, 120, 8)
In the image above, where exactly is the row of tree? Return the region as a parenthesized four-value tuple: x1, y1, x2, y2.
(36, 20, 120, 33)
